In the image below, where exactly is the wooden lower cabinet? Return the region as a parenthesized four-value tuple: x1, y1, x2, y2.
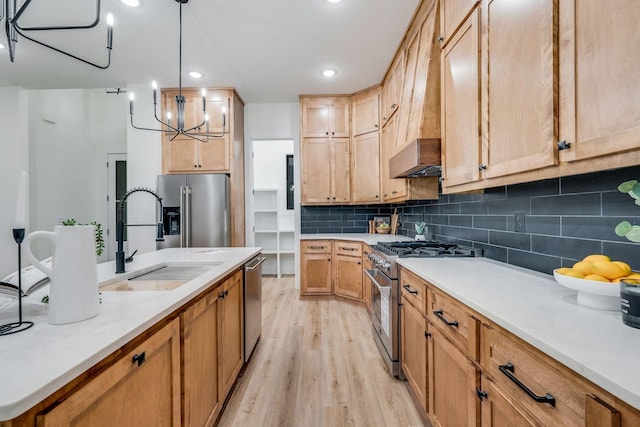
(218, 271, 244, 400)
(400, 297, 428, 413)
(334, 254, 363, 300)
(480, 375, 540, 427)
(428, 326, 480, 427)
(301, 249, 333, 296)
(36, 319, 182, 427)
(182, 288, 220, 427)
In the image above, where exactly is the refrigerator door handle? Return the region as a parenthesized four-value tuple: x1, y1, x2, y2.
(185, 186, 192, 248)
(180, 186, 186, 248)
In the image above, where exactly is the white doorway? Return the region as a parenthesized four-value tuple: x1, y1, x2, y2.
(106, 153, 127, 261)
(249, 140, 295, 277)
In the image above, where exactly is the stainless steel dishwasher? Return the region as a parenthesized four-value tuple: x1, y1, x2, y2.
(244, 256, 265, 362)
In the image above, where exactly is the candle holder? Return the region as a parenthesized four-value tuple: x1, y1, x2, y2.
(0, 228, 34, 336)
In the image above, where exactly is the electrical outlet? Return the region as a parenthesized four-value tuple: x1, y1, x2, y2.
(514, 211, 525, 233)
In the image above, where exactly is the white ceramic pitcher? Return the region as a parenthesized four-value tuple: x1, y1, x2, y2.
(23, 225, 100, 324)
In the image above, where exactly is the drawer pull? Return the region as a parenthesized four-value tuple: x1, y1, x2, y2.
(403, 284, 418, 295)
(433, 309, 458, 328)
(309, 245, 326, 250)
(339, 247, 357, 251)
(132, 351, 146, 366)
(499, 362, 556, 407)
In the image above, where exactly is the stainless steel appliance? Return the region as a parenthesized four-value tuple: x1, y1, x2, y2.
(156, 174, 230, 249)
(365, 241, 482, 377)
(244, 256, 266, 362)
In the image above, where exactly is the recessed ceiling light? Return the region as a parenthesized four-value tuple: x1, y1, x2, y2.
(322, 69, 337, 78)
(326, 0, 343, 3)
(120, 0, 140, 7)
(188, 71, 203, 79)
(0, 43, 4, 49)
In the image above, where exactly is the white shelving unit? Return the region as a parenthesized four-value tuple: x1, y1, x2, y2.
(253, 189, 295, 277)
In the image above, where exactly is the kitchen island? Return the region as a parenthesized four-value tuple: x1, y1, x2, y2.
(0, 247, 260, 424)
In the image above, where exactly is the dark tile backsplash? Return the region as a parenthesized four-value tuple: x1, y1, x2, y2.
(301, 165, 640, 275)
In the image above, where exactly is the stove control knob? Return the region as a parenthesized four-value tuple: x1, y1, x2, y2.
(382, 262, 392, 269)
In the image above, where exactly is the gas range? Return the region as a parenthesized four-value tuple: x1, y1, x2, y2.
(368, 240, 482, 280)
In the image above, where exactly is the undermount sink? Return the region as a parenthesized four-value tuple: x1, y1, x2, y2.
(100, 262, 224, 292)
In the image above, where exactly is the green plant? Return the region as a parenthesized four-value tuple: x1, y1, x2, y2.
(62, 219, 105, 256)
(615, 180, 640, 243)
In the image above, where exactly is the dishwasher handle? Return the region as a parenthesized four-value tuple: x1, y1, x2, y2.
(245, 256, 267, 271)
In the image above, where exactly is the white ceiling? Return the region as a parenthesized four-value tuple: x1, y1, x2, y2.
(0, 0, 420, 102)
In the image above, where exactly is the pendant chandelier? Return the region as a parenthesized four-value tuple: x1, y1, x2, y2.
(128, 0, 225, 143)
(0, 0, 114, 68)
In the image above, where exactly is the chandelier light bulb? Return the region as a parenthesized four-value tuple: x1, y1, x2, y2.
(120, 0, 140, 7)
(204, 114, 210, 122)
(106, 13, 114, 27)
(152, 80, 158, 90)
(129, 93, 135, 101)
(0, 43, 4, 49)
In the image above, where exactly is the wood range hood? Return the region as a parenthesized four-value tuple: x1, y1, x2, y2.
(389, 138, 441, 178)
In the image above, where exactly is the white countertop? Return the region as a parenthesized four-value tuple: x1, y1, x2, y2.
(0, 247, 261, 421)
(300, 233, 412, 245)
(397, 257, 640, 411)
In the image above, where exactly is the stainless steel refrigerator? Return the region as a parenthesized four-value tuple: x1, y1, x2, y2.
(156, 174, 230, 249)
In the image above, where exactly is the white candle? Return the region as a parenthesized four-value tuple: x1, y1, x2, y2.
(15, 170, 26, 229)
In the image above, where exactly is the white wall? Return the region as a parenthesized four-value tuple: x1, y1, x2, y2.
(28, 89, 127, 262)
(244, 103, 301, 286)
(125, 83, 163, 257)
(0, 87, 29, 278)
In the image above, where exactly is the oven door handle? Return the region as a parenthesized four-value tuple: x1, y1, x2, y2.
(365, 269, 391, 294)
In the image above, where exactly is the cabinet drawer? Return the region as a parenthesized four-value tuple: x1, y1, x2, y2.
(428, 288, 478, 360)
(301, 240, 332, 254)
(481, 324, 584, 426)
(334, 241, 362, 257)
(399, 268, 426, 313)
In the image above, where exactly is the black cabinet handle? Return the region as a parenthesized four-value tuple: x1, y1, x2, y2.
(433, 309, 458, 328)
(339, 247, 357, 251)
(325, 131, 329, 135)
(424, 331, 431, 339)
(309, 245, 326, 250)
(403, 284, 418, 295)
(476, 389, 488, 401)
(132, 351, 146, 366)
(499, 362, 556, 407)
(557, 140, 571, 151)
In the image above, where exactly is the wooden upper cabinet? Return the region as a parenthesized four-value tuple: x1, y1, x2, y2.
(352, 87, 381, 136)
(301, 96, 350, 138)
(381, 114, 409, 201)
(197, 93, 230, 135)
(301, 138, 350, 204)
(441, 8, 482, 188)
(481, 0, 557, 179)
(382, 51, 404, 126)
(351, 132, 381, 203)
(559, 0, 640, 163)
(441, 0, 480, 45)
(200, 134, 230, 172)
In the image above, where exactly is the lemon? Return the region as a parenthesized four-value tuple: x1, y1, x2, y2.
(583, 254, 611, 263)
(573, 261, 593, 276)
(592, 261, 627, 280)
(584, 274, 610, 282)
(612, 261, 632, 276)
(556, 268, 585, 278)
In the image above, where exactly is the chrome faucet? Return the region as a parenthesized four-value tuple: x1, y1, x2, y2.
(116, 187, 164, 273)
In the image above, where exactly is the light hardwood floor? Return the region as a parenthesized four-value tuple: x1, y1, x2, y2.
(218, 276, 427, 427)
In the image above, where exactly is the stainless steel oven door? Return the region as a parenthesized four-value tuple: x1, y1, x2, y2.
(365, 269, 395, 364)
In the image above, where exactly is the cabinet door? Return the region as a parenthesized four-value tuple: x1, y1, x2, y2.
(163, 90, 201, 141)
(37, 319, 181, 427)
(381, 114, 408, 201)
(200, 134, 230, 172)
(559, 0, 640, 163)
(301, 253, 332, 294)
(197, 95, 230, 135)
(334, 254, 363, 300)
(182, 290, 220, 427)
(166, 138, 198, 172)
(331, 138, 351, 203)
(480, 376, 540, 427)
(482, 0, 557, 179)
(401, 299, 428, 413)
(302, 103, 330, 137)
(429, 326, 480, 427)
(395, 31, 420, 153)
(219, 271, 244, 400)
(353, 91, 380, 136)
(382, 52, 404, 126)
(351, 132, 381, 203)
(330, 99, 351, 138)
(441, 0, 480, 44)
(441, 8, 482, 188)
(301, 138, 332, 204)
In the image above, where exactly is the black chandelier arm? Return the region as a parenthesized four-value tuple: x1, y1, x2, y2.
(12, 25, 112, 69)
(183, 129, 226, 140)
(12, 0, 101, 31)
(129, 113, 179, 134)
(152, 102, 179, 133)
